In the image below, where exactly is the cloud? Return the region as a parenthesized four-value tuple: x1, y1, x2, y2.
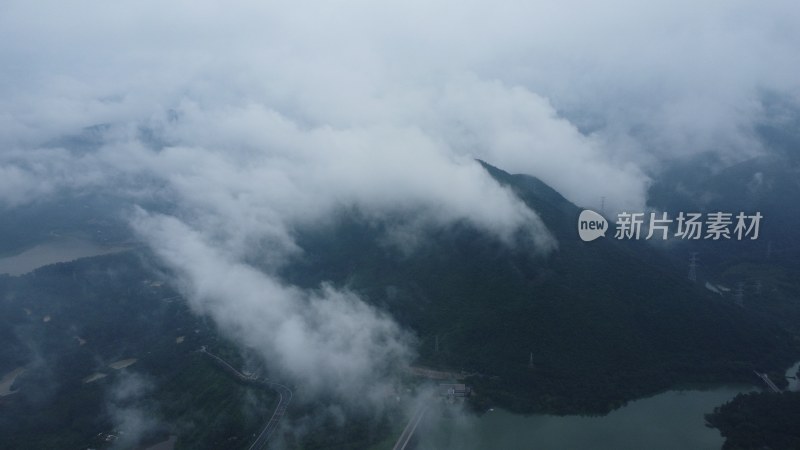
(1, 1, 797, 209)
(1, 0, 799, 416)
(107, 372, 158, 449)
(132, 211, 412, 406)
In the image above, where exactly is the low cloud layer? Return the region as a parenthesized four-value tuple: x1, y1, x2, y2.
(134, 211, 412, 404)
(1, 0, 799, 411)
(107, 372, 158, 449)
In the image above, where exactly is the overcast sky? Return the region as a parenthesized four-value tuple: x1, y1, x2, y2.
(2, 0, 798, 210)
(1, 0, 799, 408)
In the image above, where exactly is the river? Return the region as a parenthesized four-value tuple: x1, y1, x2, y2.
(416, 386, 754, 450)
(0, 239, 129, 276)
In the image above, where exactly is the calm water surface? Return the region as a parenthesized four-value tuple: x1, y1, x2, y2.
(0, 239, 128, 276)
(416, 386, 754, 450)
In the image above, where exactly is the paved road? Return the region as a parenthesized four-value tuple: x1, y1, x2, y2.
(249, 381, 293, 450)
(201, 348, 258, 382)
(392, 402, 430, 450)
(755, 371, 781, 393)
(200, 348, 293, 449)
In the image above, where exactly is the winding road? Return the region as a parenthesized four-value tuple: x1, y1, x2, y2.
(249, 381, 292, 450)
(200, 348, 292, 449)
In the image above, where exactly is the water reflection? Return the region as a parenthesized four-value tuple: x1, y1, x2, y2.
(417, 386, 753, 450)
(0, 239, 129, 276)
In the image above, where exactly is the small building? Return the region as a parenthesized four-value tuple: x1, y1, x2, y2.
(439, 383, 471, 398)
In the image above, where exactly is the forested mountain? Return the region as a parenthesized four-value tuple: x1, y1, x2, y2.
(280, 161, 799, 414)
(706, 391, 800, 450)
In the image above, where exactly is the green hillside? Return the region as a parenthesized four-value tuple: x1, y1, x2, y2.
(282, 162, 799, 415)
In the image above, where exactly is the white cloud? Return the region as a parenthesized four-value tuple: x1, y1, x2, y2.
(133, 211, 412, 405)
(107, 372, 158, 449)
(1, 0, 798, 410)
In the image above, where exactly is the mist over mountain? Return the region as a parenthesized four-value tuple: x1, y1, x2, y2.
(2, 1, 800, 448)
(279, 161, 798, 414)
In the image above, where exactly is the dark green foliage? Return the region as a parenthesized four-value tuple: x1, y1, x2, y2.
(706, 392, 800, 450)
(281, 162, 799, 415)
(1, 159, 799, 448)
(281, 405, 398, 450)
(0, 252, 274, 450)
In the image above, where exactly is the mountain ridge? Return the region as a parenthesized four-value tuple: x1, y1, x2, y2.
(281, 160, 798, 414)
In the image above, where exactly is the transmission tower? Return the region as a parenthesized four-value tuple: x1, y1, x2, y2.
(688, 252, 699, 282)
(734, 282, 745, 307)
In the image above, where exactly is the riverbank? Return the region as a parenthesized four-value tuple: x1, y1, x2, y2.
(0, 238, 131, 276)
(416, 385, 754, 450)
